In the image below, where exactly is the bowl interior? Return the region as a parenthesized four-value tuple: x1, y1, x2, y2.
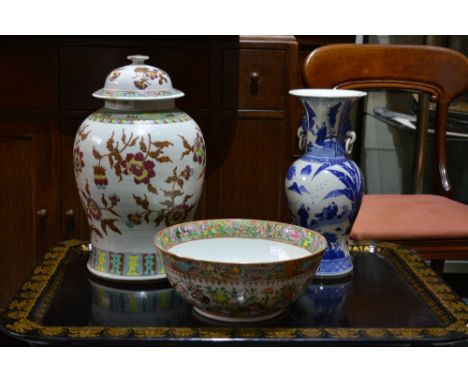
(154, 219, 326, 264)
(170, 237, 310, 264)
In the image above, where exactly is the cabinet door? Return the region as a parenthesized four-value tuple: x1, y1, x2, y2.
(207, 115, 289, 221)
(0, 117, 59, 308)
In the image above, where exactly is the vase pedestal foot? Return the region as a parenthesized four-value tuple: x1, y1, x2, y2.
(87, 247, 166, 282)
(314, 256, 353, 279)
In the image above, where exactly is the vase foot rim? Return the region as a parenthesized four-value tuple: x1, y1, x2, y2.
(87, 262, 167, 283)
(193, 307, 284, 323)
(315, 266, 353, 279)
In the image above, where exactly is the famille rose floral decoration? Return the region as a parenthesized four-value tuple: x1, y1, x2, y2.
(154, 219, 327, 322)
(74, 55, 206, 282)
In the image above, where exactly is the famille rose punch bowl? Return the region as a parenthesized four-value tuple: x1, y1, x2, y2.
(154, 219, 327, 323)
(73, 55, 206, 282)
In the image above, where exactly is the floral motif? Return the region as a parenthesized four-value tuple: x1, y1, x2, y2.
(192, 133, 205, 164)
(126, 213, 142, 228)
(180, 165, 193, 181)
(134, 79, 149, 90)
(156, 219, 325, 254)
(155, 220, 325, 309)
(76, 123, 90, 142)
(73, 123, 90, 174)
(108, 70, 121, 82)
(93, 165, 108, 189)
(121, 152, 156, 185)
(73, 146, 85, 174)
(91, 131, 173, 195)
(133, 67, 168, 89)
(168, 267, 314, 319)
(87, 198, 102, 221)
(179, 130, 206, 179)
(80, 180, 121, 239)
(127, 166, 195, 229)
(164, 203, 193, 226)
(108, 194, 120, 205)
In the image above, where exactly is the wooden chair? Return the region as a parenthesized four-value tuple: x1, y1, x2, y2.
(302, 43, 468, 272)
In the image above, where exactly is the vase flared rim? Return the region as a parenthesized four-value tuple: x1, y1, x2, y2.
(289, 89, 367, 99)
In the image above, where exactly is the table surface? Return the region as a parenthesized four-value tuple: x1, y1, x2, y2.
(1, 240, 467, 345)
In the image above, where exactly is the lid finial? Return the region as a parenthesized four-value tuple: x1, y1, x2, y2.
(127, 55, 149, 65)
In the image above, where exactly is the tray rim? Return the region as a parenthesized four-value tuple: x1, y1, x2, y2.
(1, 240, 467, 344)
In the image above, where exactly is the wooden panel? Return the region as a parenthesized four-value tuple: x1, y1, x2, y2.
(223, 49, 285, 110)
(295, 36, 357, 92)
(59, 46, 210, 111)
(211, 116, 286, 220)
(0, 117, 59, 308)
(0, 135, 35, 308)
(0, 45, 55, 109)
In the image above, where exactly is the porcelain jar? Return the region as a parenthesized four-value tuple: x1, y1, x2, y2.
(73, 55, 206, 282)
(285, 89, 366, 278)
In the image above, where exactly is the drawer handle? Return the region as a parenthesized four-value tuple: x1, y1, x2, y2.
(37, 209, 47, 217)
(249, 72, 260, 94)
(65, 209, 75, 217)
(250, 72, 260, 82)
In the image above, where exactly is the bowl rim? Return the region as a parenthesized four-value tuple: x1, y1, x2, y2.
(289, 88, 367, 99)
(154, 218, 327, 267)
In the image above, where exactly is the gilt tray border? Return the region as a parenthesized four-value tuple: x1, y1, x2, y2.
(1, 240, 467, 345)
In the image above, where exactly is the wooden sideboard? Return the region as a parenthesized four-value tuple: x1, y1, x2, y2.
(0, 35, 353, 309)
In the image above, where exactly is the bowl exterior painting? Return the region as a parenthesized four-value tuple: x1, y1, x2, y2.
(154, 219, 326, 322)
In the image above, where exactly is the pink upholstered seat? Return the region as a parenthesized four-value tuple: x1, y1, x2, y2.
(350, 194, 468, 241)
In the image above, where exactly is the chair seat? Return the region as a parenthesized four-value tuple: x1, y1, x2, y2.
(350, 194, 468, 241)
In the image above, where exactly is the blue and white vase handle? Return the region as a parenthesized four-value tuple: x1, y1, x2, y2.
(345, 131, 356, 156)
(297, 122, 307, 152)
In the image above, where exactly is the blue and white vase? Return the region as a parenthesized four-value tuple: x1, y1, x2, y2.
(285, 89, 367, 278)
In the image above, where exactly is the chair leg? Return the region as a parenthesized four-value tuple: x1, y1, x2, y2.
(430, 260, 445, 274)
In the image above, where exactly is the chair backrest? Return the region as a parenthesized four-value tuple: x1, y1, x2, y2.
(303, 43, 468, 197)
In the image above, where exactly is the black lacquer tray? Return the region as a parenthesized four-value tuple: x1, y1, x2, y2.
(1, 240, 467, 345)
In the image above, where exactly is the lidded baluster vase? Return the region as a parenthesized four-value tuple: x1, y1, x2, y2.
(73, 55, 206, 282)
(285, 89, 366, 278)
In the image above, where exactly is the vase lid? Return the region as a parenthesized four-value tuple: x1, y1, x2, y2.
(93, 55, 185, 101)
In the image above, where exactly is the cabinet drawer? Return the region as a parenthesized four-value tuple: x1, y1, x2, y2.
(0, 46, 55, 109)
(59, 46, 210, 111)
(223, 49, 285, 110)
